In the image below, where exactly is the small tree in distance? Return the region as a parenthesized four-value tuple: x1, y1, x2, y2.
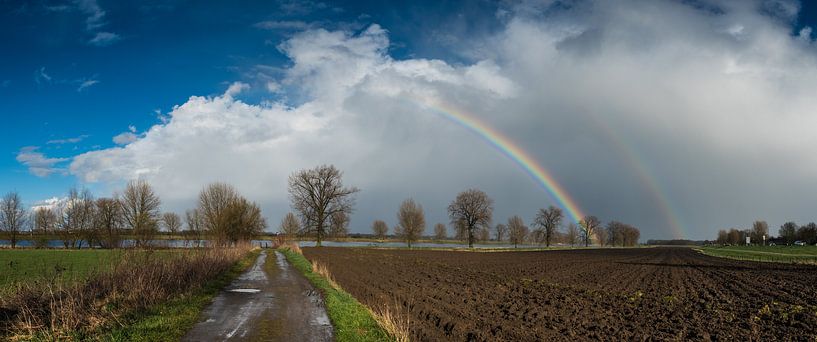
(495, 223, 508, 242)
(288, 165, 359, 247)
(434, 223, 447, 240)
(508, 215, 528, 248)
(372, 220, 388, 240)
(33, 207, 58, 248)
(0, 192, 26, 249)
(779, 222, 798, 245)
(533, 206, 563, 247)
(95, 197, 123, 248)
(329, 211, 349, 239)
(280, 212, 301, 240)
(162, 212, 182, 235)
(397, 198, 425, 248)
(448, 189, 493, 248)
(579, 215, 601, 247)
(566, 223, 579, 246)
(750, 220, 768, 245)
(121, 180, 161, 248)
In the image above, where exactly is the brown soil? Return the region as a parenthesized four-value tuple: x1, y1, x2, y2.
(303, 247, 817, 341)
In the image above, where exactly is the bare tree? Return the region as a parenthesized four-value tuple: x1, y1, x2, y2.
(508, 215, 528, 248)
(533, 206, 563, 247)
(58, 188, 95, 249)
(623, 225, 640, 246)
(198, 183, 266, 245)
(372, 220, 388, 240)
(288, 165, 359, 247)
(433, 223, 447, 240)
(185, 209, 203, 247)
(566, 223, 579, 246)
(579, 215, 601, 247)
(95, 197, 123, 248)
(280, 212, 302, 240)
(122, 180, 161, 248)
(397, 198, 425, 248)
(0, 192, 27, 248)
(750, 220, 768, 245)
(448, 189, 493, 248)
(162, 212, 182, 235)
(494, 223, 508, 242)
(329, 211, 349, 239)
(32, 207, 58, 248)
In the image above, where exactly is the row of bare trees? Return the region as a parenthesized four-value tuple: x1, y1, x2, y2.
(0, 181, 163, 249)
(278, 166, 642, 248)
(0, 180, 265, 249)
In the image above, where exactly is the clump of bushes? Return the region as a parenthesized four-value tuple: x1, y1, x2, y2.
(0, 244, 252, 339)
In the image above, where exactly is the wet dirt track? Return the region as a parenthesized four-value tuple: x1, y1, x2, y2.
(304, 247, 817, 341)
(184, 250, 333, 341)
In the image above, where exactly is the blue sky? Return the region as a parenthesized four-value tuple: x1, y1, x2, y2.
(0, 0, 505, 202)
(3, 1, 817, 239)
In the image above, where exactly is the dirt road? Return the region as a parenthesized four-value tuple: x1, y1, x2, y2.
(183, 250, 333, 341)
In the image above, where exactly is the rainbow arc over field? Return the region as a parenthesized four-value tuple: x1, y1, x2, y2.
(409, 95, 586, 224)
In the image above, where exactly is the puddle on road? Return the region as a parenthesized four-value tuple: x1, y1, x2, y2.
(229, 289, 262, 293)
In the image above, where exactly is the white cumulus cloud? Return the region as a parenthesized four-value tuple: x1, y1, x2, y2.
(64, 1, 817, 239)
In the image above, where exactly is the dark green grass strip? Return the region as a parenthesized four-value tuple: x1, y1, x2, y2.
(279, 248, 392, 342)
(697, 246, 817, 264)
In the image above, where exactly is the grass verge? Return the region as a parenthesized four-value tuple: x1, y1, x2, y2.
(97, 248, 261, 341)
(1, 247, 259, 341)
(697, 245, 817, 264)
(279, 247, 393, 342)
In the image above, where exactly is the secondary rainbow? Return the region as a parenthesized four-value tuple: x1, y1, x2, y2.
(409, 96, 585, 224)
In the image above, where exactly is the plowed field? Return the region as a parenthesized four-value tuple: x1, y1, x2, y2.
(303, 247, 817, 341)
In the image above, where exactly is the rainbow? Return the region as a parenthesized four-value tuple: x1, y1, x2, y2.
(408, 95, 585, 224)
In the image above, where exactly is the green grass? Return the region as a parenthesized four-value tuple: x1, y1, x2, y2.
(697, 245, 817, 264)
(0, 249, 126, 291)
(0, 249, 190, 294)
(96, 249, 261, 341)
(279, 248, 392, 342)
(1, 248, 259, 341)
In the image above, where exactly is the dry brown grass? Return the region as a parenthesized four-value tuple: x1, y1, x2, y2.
(368, 304, 411, 342)
(280, 241, 303, 255)
(310, 260, 341, 290)
(307, 256, 411, 341)
(0, 244, 253, 339)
